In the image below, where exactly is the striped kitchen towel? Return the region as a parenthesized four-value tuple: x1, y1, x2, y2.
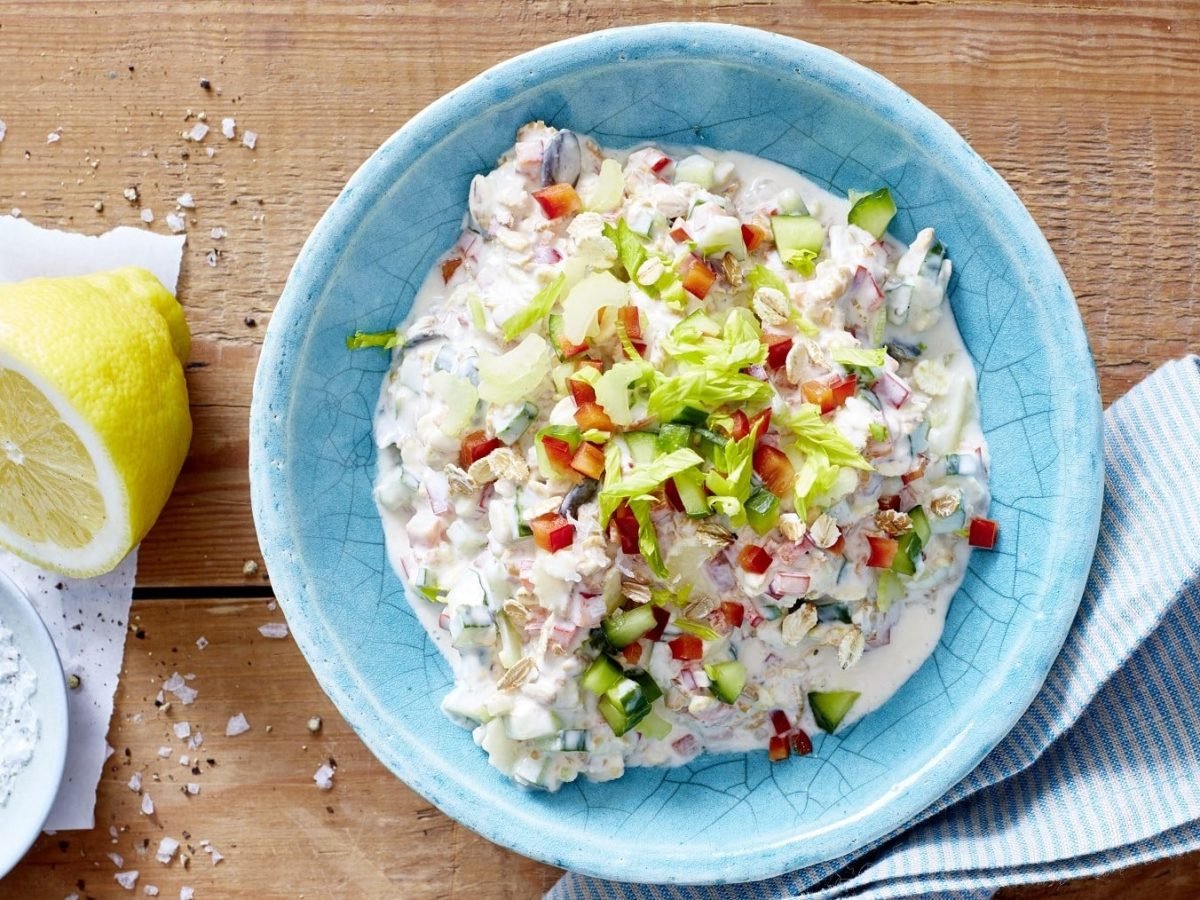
(551, 356, 1200, 900)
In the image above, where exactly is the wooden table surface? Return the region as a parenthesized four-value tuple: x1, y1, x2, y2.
(1, 1, 1198, 896)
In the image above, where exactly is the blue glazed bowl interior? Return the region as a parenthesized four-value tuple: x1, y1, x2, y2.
(251, 23, 1102, 884)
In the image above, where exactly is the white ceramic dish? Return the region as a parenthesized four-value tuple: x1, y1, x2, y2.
(0, 572, 69, 879)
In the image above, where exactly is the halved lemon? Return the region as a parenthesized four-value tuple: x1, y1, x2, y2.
(0, 267, 191, 577)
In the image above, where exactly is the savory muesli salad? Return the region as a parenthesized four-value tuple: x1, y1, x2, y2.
(356, 123, 996, 790)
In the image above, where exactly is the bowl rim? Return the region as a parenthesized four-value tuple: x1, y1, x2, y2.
(251, 21, 1103, 884)
(0, 571, 70, 880)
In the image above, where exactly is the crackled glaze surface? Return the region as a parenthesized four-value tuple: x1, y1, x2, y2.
(250, 24, 1102, 884)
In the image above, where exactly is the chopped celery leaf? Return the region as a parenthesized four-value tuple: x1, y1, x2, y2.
(346, 330, 399, 350)
(500, 273, 567, 342)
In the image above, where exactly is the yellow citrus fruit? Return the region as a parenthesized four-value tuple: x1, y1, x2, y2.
(0, 267, 191, 577)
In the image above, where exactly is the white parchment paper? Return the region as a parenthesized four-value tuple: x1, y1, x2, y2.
(0, 215, 185, 830)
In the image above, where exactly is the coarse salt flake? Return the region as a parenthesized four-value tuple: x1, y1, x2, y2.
(0, 119, 6, 142)
(180, 889, 194, 900)
(221, 117, 235, 139)
(140, 209, 154, 224)
(258, 622, 288, 639)
(141, 793, 154, 815)
(155, 837, 179, 864)
(188, 732, 204, 750)
(205, 250, 219, 267)
(173, 721, 191, 740)
(179, 754, 190, 767)
(165, 213, 186, 234)
(163, 672, 198, 705)
(186, 782, 200, 795)
(123, 187, 139, 202)
(313, 761, 336, 791)
(177, 192, 195, 208)
(187, 123, 209, 142)
(195, 636, 208, 650)
(225, 713, 250, 737)
(144, 888, 160, 897)
(108, 852, 125, 868)
(205, 147, 215, 158)
(242, 130, 257, 150)
(47, 130, 61, 144)
(157, 746, 172, 759)
(115, 871, 139, 890)
(128, 772, 142, 792)
(210, 227, 226, 240)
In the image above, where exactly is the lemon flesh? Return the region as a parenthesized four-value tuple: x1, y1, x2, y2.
(0, 267, 191, 577)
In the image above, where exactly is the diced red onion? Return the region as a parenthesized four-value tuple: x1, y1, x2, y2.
(423, 472, 450, 515)
(680, 668, 698, 691)
(477, 482, 495, 510)
(671, 734, 699, 759)
(874, 371, 911, 408)
(745, 364, 769, 382)
(704, 556, 737, 593)
(770, 571, 811, 597)
(438, 611, 450, 631)
(533, 245, 562, 265)
(550, 621, 579, 651)
(851, 265, 884, 311)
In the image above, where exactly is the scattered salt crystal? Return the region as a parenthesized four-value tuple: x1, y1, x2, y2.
(187, 122, 209, 142)
(155, 837, 179, 864)
(188, 732, 204, 749)
(179, 754, 190, 767)
(210, 227, 226, 240)
(180, 888, 194, 900)
(266, 600, 277, 611)
(173, 721, 191, 740)
(109, 825, 119, 839)
(205, 147, 215, 158)
(123, 186, 139, 202)
(163, 672, 198, 705)
(242, 129, 257, 150)
(200, 841, 224, 865)
(9, 208, 20, 218)
(165, 213, 186, 234)
(186, 783, 200, 795)
(66, 894, 80, 900)
(115, 871, 139, 890)
(47, 130, 61, 144)
(221, 117, 235, 139)
(141, 793, 154, 815)
(177, 192, 195, 208)
(313, 761, 336, 791)
(108, 852, 125, 868)
(185, 673, 196, 681)
(144, 888, 160, 897)
(155, 690, 165, 705)
(225, 713, 250, 737)
(205, 250, 218, 267)
(140, 208, 154, 224)
(195, 636, 208, 650)
(157, 746, 172, 759)
(258, 622, 288, 639)
(0, 119, 7, 142)
(128, 772, 142, 792)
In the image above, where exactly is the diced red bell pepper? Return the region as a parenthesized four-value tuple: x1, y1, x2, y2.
(738, 544, 773, 575)
(719, 601, 745, 629)
(831, 374, 858, 408)
(575, 358, 603, 375)
(619, 305, 643, 341)
(575, 401, 616, 433)
(668, 634, 704, 661)
(765, 337, 793, 370)
(441, 257, 463, 282)
(621, 641, 644, 665)
(557, 334, 590, 359)
(968, 517, 999, 549)
(664, 478, 685, 512)
(901, 461, 927, 485)
(749, 407, 772, 438)
(540, 435, 577, 476)
(567, 378, 596, 405)
(789, 729, 813, 756)
(611, 503, 640, 555)
(729, 409, 751, 441)
(650, 152, 673, 173)
(803, 375, 857, 414)
(878, 495, 901, 511)
(768, 735, 790, 763)
(621, 339, 647, 360)
(669, 221, 690, 242)
(645, 604, 672, 642)
(770, 709, 791, 735)
(741, 223, 769, 252)
(570, 442, 606, 480)
(531, 512, 574, 553)
(753, 444, 796, 497)
(532, 183, 582, 219)
(866, 535, 899, 569)
(680, 255, 717, 300)
(459, 430, 501, 469)
(827, 534, 846, 556)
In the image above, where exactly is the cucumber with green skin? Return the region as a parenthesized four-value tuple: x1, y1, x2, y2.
(673, 469, 711, 518)
(623, 431, 658, 465)
(704, 660, 747, 704)
(847, 188, 897, 239)
(602, 605, 658, 648)
(808, 689, 861, 733)
(745, 486, 780, 535)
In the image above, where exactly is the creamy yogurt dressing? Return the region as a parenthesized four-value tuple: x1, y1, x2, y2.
(371, 124, 989, 789)
(0, 616, 39, 806)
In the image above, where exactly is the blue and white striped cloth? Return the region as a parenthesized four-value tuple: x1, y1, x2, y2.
(551, 356, 1200, 900)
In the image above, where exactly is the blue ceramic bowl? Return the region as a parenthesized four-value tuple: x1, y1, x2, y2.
(250, 23, 1102, 884)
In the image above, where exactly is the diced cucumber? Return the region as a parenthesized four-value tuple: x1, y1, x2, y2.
(504, 697, 561, 741)
(674, 154, 716, 189)
(944, 451, 983, 478)
(808, 690, 861, 733)
(514, 490, 533, 538)
(624, 431, 658, 465)
(771, 214, 826, 271)
(775, 187, 809, 216)
(441, 685, 492, 726)
(875, 568, 904, 612)
(909, 419, 930, 454)
(907, 505, 932, 545)
(745, 487, 780, 535)
(636, 711, 672, 740)
(434, 344, 457, 372)
(673, 469, 711, 518)
(704, 660, 747, 704)
(920, 241, 947, 281)
(891, 531, 921, 576)
(599, 677, 653, 736)
(556, 729, 590, 752)
(659, 279, 688, 308)
(496, 611, 523, 669)
(511, 755, 550, 787)
(480, 718, 520, 775)
(413, 568, 446, 603)
(847, 187, 896, 239)
(450, 605, 496, 649)
(690, 210, 747, 259)
(672, 406, 709, 427)
(930, 506, 967, 535)
(629, 669, 663, 704)
(927, 377, 971, 456)
(497, 402, 538, 445)
(656, 424, 693, 454)
(602, 605, 658, 648)
(694, 428, 729, 466)
(581, 655, 624, 695)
